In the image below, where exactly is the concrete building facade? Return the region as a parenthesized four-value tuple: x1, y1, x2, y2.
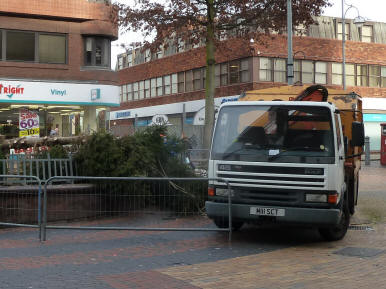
(0, 0, 119, 138)
(113, 16, 386, 150)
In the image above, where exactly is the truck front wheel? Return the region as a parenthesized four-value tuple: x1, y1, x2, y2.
(318, 196, 350, 241)
(213, 218, 244, 231)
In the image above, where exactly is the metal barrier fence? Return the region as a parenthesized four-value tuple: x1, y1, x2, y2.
(1, 155, 74, 182)
(0, 175, 42, 240)
(42, 176, 232, 242)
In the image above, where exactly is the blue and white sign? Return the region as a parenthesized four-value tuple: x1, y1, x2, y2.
(364, 114, 386, 122)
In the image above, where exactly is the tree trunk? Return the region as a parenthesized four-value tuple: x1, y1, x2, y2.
(203, 0, 216, 150)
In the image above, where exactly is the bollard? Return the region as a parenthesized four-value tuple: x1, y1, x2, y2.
(365, 136, 370, 165)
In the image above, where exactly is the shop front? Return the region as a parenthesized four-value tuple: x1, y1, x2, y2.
(0, 79, 119, 138)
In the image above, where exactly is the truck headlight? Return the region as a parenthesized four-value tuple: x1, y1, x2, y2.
(216, 188, 235, 197)
(305, 194, 327, 203)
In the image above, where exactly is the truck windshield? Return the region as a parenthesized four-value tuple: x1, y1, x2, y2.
(211, 105, 335, 163)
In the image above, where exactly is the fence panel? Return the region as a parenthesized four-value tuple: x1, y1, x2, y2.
(42, 176, 232, 242)
(0, 175, 42, 239)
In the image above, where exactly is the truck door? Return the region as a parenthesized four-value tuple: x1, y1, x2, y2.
(335, 113, 345, 197)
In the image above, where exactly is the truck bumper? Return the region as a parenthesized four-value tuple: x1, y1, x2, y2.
(205, 201, 341, 226)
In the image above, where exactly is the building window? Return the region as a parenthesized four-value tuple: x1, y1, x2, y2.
(215, 64, 220, 87)
(337, 22, 349, 40)
(0, 30, 2, 60)
(84, 37, 110, 67)
(171, 73, 178, 94)
(6, 31, 35, 61)
(133, 82, 139, 100)
(120, 86, 124, 102)
(274, 59, 286, 82)
(144, 80, 150, 98)
(382, 67, 386, 88)
(193, 69, 202, 90)
(202, 67, 207, 88)
(156, 77, 163, 96)
(39, 34, 66, 64)
(220, 63, 228, 86)
(164, 75, 171, 95)
(302, 61, 314, 83)
(178, 72, 185, 92)
(346, 64, 355, 86)
(356, 64, 368, 86)
(139, 81, 145, 99)
(151, 78, 157, 97)
(369, 65, 380, 87)
(127, 53, 133, 67)
(240, 58, 250, 82)
(229, 60, 240, 84)
(127, 84, 133, 101)
(315, 62, 327, 84)
(122, 85, 127, 102)
(185, 70, 193, 92)
(332, 63, 342, 85)
(360, 25, 373, 43)
(259, 57, 272, 81)
(118, 56, 123, 70)
(144, 49, 151, 62)
(294, 60, 301, 83)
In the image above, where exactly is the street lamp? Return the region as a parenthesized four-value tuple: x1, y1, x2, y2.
(342, 0, 366, 90)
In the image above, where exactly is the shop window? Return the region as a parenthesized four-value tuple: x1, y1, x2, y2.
(139, 81, 145, 99)
(144, 80, 150, 98)
(156, 77, 163, 96)
(127, 84, 133, 101)
(356, 64, 368, 86)
(6, 31, 35, 61)
(193, 69, 202, 90)
(229, 60, 240, 84)
(337, 22, 350, 40)
(133, 82, 139, 100)
(185, 70, 193, 92)
(171, 73, 178, 94)
(332, 63, 342, 85)
(84, 37, 110, 67)
(346, 64, 355, 86)
(382, 67, 386, 88)
(274, 59, 286, 83)
(151, 78, 157, 97)
(39, 34, 66, 64)
(369, 65, 380, 87)
(220, 63, 228, 86)
(240, 58, 250, 82)
(315, 62, 327, 84)
(178, 72, 185, 93)
(301, 61, 314, 83)
(259, 57, 272, 81)
(164, 75, 171, 95)
(360, 25, 373, 43)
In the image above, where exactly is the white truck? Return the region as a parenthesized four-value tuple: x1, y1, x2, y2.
(206, 85, 364, 241)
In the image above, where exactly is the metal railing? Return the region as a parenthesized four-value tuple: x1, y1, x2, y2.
(0, 175, 42, 240)
(41, 176, 232, 242)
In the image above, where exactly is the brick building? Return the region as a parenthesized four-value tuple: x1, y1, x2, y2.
(113, 16, 386, 150)
(0, 0, 119, 138)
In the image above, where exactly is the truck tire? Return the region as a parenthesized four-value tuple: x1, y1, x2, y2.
(213, 218, 244, 231)
(318, 195, 350, 241)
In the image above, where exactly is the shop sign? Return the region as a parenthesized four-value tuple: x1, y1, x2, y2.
(0, 83, 25, 98)
(19, 109, 40, 138)
(150, 114, 170, 126)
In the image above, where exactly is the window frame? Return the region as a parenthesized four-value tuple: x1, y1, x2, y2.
(84, 36, 111, 68)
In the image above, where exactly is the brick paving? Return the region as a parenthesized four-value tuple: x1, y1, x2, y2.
(0, 162, 385, 288)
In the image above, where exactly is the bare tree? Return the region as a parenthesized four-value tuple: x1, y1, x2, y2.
(116, 0, 331, 148)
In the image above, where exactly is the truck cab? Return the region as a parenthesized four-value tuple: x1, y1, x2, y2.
(206, 85, 364, 241)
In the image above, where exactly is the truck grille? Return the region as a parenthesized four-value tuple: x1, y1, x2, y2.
(216, 164, 326, 190)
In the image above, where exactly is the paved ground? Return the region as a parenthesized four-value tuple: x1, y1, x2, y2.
(0, 161, 385, 289)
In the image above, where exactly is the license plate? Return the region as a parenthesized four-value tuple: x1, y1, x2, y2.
(250, 207, 285, 217)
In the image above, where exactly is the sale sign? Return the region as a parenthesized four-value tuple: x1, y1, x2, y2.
(19, 109, 40, 138)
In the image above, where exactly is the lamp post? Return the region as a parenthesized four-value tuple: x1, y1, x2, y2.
(287, 0, 294, 85)
(342, 0, 365, 90)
